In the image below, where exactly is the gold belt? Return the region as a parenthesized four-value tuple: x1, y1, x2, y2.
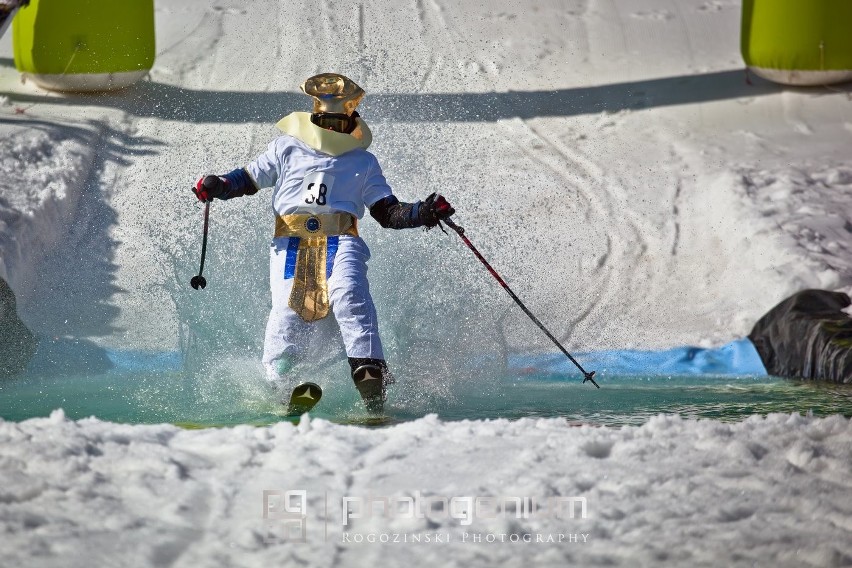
(274, 213, 358, 238)
(275, 213, 358, 322)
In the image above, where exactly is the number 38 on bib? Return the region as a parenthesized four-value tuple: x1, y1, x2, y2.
(301, 171, 336, 209)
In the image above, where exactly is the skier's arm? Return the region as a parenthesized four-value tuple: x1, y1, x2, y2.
(363, 156, 454, 229)
(369, 196, 422, 229)
(193, 169, 259, 202)
(192, 138, 282, 202)
(369, 193, 455, 229)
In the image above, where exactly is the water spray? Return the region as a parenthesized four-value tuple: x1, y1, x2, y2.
(442, 217, 599, 388)
(190, 201, 210, 290)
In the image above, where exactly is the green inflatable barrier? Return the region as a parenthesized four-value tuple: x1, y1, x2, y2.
(741, 0, 852, 86)
(12, 0, 155, 92)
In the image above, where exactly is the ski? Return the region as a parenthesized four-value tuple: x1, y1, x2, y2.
(341, 415, 394, 427)
(285, 382, 322, 416)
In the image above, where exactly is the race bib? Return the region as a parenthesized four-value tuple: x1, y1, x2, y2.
(300, 171, 336, 210)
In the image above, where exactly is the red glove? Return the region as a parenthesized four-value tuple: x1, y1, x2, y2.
(192, 175, 227, 202)
(420, 193, 455, 227)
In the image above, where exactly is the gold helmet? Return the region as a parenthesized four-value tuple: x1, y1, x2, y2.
(300, 73, 365, 116)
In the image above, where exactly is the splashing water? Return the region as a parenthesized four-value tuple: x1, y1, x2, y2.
(3, 337, 851, 427)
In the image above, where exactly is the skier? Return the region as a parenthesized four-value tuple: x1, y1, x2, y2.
(192, 73, 454, 413)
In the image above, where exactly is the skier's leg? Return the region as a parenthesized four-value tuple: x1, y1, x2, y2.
(263, 238, 312, 391)
(328, 236, 392, 411)
(262, 305, 310, 388)
(328, 237, 384, 360)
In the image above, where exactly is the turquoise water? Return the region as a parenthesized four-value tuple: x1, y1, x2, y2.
(2, 340, 851, 427)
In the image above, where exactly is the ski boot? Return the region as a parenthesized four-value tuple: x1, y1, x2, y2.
(349, 358, 392, 414)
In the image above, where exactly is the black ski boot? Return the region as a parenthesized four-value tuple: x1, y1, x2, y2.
(349, 358, 392, 414)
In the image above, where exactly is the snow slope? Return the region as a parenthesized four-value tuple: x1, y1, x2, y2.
(2, 0, 851, 356)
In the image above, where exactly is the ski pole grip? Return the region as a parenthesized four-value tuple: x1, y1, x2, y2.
(444, 217, 464, 235)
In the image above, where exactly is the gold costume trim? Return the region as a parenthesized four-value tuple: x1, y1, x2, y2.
(274, 213, 359, 239)
(276, 213, 358, 322)
(275, 112, 372, 156)
(301, 73, 365, 116)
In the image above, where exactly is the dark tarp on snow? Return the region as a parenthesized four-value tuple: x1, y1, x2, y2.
(749, 289, 852, 383)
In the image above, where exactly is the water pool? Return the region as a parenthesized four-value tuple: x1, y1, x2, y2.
(2, 339, 850, 427)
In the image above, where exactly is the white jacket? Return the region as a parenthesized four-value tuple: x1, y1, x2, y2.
(246, 112, 393, 219)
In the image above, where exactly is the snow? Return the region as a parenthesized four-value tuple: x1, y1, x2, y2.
(0, 122, 97, 292)
(1, 0, 852, 565)
(1, 410, 851, 566)
(3, 0, 850, 353)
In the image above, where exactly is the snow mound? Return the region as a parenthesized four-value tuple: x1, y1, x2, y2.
(1, 411, 850, 567)
(0, 124, 96, 291)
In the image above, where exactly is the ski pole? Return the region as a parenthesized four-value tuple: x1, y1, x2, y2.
(442, 217, 599, 388)
(190, 201, 210, 290)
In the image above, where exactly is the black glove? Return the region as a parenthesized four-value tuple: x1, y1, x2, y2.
(419, 193, 455, 228)
(192, 175, 227, 202)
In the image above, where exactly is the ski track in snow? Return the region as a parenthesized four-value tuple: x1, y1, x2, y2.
(0, 0, 848, 350)
(501, 117, 624, 348)
(739, 166, 852, 290)
(0, 0, 849, 350)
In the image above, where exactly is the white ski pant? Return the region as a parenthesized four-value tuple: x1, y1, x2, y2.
(262, 235, 384, 381)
